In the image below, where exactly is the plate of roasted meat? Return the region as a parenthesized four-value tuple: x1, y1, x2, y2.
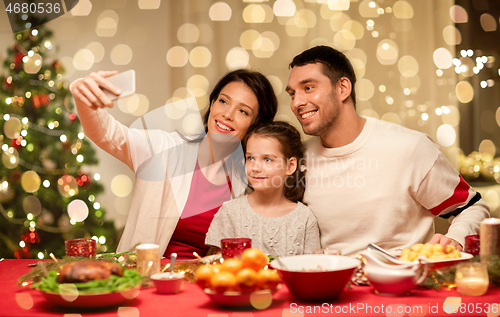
(32, 260, 142, 308)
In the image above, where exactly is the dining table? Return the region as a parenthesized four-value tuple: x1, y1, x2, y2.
(2, 258, 500, 317)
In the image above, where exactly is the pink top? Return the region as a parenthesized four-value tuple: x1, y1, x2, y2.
(164, 161, 231, 259)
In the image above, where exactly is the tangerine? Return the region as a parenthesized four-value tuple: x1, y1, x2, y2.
(195, 265, 216, 289)
(220, 258, 242, 275)
(210, 271, 237, 293)
(241, 248, 269, 272)
(235, 268, 258, 293)
(256, 268, 281, 290)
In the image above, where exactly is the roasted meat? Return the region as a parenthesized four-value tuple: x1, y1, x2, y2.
(56, 261, 123, 283)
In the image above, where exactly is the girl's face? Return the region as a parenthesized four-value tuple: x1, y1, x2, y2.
(245, 135, 297, 193)
(207, 81, 259, 141)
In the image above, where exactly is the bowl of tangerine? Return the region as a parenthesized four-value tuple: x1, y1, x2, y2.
(195, 248, 281, 308)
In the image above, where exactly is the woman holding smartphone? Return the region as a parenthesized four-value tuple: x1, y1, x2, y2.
(70, 69, 277, 259)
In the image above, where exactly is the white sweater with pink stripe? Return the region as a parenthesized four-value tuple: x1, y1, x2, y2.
(304, 116, 490, 255)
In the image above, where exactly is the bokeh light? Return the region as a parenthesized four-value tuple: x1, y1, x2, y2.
(166, 46, 189, 67)
(376, 39, 399, 65)
(71, 0, 92, 16)
(164, 98, 188, 120)
(334, 30, 356, 50)
(479, 139, 496, 158)
(359, 0, 380, 18)
(4, 117, 21, 139)
(68, 199, 89, 222)
(189, 46, 211, 67)
(111, 174, 133, 197)
(330, 12, 351, 32)
(182, 113, 205, 136)
(110, 44, 133, 65)
(267, 75, 283, 95)
(138, 0, 160, 9)
(443, 25, 461, 46)
(15, 293, 33, 310)
(95, 10, 119, 37)
(226, 47, 250, 69)
(273, 0, 296, 17)
(73, 49, 94, 70)
(441, 106, 460, 127)
(433, 48, 453, 69)
(2, 148, 19, 169)
(23, 195, 42, 216)
(343, 20, 364, 40)
(381, 112, 401, 125)
(356, 78, 375, 101)
(450, 5, 467, 23)
(85, 42, 105, 63)
(436, 124, 456, 147)
(23, 53, 42, 74)
(178, 23, 200, 43)
(58, 175, 79, 197)
(456, 81, 474, 103)
(58, 283, 79, 302)
(393, 1, 413, 19)
(398, 55, 419, 77)
(400, 75, 420, 94)
(240, 30, 261, 50)
(21, 171, 41, 193)
(209, 2, 232, 21)
(243, 4, 273, 23)
(328, 0, 350, 11)
(118, 94, 149, 116)
(480, 13, 497, 32)
(187, 75, 209, 97)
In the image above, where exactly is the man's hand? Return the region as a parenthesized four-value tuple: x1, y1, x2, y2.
(427, 233, 463, 251)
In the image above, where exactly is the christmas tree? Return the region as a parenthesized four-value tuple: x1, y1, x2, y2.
(0, 22, 117, 259)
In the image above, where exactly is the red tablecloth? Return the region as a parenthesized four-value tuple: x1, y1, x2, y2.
(2, 259, 500, 317)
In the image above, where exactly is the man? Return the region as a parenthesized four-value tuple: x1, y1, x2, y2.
(286, 46, 490, 255)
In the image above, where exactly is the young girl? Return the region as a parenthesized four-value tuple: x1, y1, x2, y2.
(205, 121, 321, 257)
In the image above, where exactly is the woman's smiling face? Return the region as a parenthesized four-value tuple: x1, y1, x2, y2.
(207, 81, 259, 141)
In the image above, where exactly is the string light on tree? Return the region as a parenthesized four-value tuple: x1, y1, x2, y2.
(0, 21, 117, 258)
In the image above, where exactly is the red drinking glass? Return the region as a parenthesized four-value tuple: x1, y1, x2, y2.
(221, 238, 251, 259)
(464, 234, 480, 256)
(65, 238, 96, 257)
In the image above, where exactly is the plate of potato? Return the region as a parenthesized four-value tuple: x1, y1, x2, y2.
(389, 243, 473, 269)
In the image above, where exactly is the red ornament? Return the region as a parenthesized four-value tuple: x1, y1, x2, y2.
(69, 113, 77, 121)
(32, 94, 50, 108)
(76, 174, 91, 187)
(4, 78, 12, 88)
(14, 51, 24, 70)
(14, 246, 32, 259)
(52, 61, 61, 68)
(10, 138, 22, 149)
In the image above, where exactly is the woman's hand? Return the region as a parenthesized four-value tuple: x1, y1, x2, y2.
(70, 71, 121, 110)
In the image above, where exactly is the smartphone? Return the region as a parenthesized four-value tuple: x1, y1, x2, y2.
(102, 70, 136, 101)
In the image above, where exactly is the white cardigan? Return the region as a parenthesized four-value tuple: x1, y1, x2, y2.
(76, 102, 247, 255)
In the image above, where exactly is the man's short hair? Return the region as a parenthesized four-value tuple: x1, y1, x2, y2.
(289, 46, 357, 108)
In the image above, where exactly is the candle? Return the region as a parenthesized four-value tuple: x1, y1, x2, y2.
(455, 262, 489, 296)
(136, 244, 160, 277)
(480, 218, 500, 257)
(220, 238, 251, 259)
(65, 238, 96, 257)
